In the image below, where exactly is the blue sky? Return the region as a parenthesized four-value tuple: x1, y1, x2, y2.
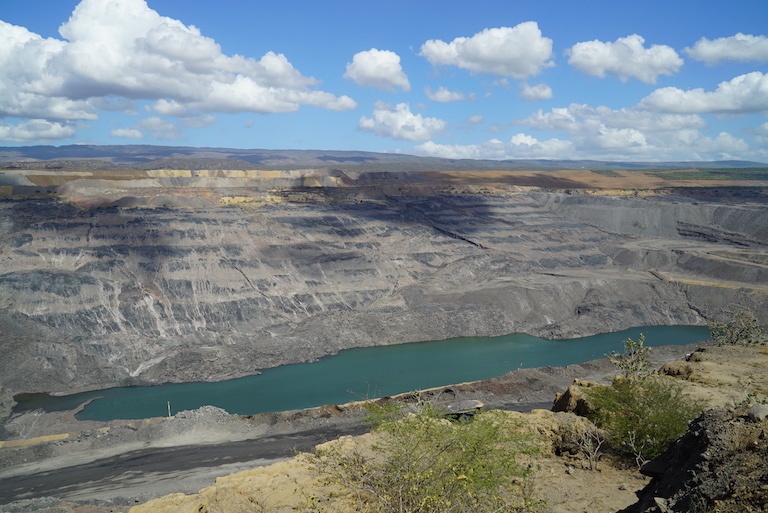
(1, 0, 767, 162)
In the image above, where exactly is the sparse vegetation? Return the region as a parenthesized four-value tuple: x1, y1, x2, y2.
(733, 376, 768, 407)
(562, 422, 607, 471)
(709, 308, 766, 346)
(648, 167, 768, 181)
(590, 169, 622, 177)
(308, 400, 544, 512)
(587, 334, 707, 467)
(607, 333, 651, 379)
(588, 376, 706, 467)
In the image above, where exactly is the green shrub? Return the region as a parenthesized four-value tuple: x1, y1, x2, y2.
(588, 376, 706, 467)
(709, 308, 766, 346)
(607, 333, 651, 378)
(309, 401, 543, 512)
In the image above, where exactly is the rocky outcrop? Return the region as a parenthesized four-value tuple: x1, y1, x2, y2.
(634, 406, 768, 513)
(552, 379, 600, 416)
(1, 189, 766, 396)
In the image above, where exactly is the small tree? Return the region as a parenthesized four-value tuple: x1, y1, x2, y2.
(588, 333, 706, 467)
(563, 422, 607, 471)
(709, 308, 766, 346)
(309, 400, 544, 512)
(607, 333, 651, 379)
(588, 376, 705, 466)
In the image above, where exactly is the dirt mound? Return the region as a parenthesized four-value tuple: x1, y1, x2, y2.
(634, 405, 768, 512)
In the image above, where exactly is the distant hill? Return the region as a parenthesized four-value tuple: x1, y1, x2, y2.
(0, 144, 765, 172)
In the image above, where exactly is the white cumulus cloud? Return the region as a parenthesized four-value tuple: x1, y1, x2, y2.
(414, 127, 749, 161)
(414, 134, 572, 159)
(152, 99, 188, 117)
(343, 48, 411, 92)
(0, 119, 76, 142)
(518, 104, 707, 133)
(0, 0, 356, 141)
(519, 82, 553, 102)
(424, 86, 469, 102)
(466, 115, 484, 125)
(112, 113, 214, 140)
(567, 34, 683, 84)
(110, 128, 143, 139)
(639, 71, 768, 114)
(419, 22, 554, 78)
(182, 114, 216, 129)
(422, 96, 756, 161)
(358, 102, 448, 141)
(511, 101, 753, 160)
(686, 33, 768, 65)
(752, 122, 768, 150)
(137, 116, 182, 140)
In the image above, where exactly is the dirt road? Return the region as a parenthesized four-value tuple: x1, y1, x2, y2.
(0, 424, 368, 505)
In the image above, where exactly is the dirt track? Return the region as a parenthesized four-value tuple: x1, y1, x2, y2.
(0, 425, 369, 505)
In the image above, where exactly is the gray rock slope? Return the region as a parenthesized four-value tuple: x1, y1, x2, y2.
(1, 191, 766, 394)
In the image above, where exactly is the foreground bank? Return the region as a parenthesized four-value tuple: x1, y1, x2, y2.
(0, 341, 706, 505)
(3, 338, 768, 513)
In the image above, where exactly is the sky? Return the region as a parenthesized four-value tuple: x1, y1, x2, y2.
(1, 0, 767, 162)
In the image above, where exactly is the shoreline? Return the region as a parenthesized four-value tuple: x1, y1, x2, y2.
(8, 325, 711, 422)
(0, 339, 713, 508)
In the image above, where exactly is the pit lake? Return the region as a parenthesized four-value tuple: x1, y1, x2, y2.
(15, 325, 710, 421)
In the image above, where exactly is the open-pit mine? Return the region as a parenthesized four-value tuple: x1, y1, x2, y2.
(0, 148, 767, 407)
(1, 146, 767, 510)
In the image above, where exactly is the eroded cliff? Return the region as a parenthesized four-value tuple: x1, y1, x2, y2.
(1, 173, 766, 396)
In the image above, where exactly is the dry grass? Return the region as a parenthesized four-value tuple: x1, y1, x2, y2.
(420, 169, 746, 190)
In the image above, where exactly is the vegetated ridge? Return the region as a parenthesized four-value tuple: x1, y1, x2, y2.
(1, 143, 766, 172)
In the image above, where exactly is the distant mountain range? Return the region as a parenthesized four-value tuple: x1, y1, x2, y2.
(0, 144, 765, 172)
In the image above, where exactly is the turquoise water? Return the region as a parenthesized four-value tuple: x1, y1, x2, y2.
(15, 325, 710, 421)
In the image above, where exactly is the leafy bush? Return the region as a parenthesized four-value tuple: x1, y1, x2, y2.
(308, 401, 543, 512)
(709, 308, 766, 346)
(588, 376, 706, 466)
(607, 333, 651, 378)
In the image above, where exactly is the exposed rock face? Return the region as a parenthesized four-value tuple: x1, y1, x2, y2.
(551, 343, 768, 512)
(552, 379, 600, 417)
(635, 406, 768, 512)
(1, 189, 766, 395)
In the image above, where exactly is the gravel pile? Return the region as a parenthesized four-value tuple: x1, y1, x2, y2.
(172, 405, 230, 422)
